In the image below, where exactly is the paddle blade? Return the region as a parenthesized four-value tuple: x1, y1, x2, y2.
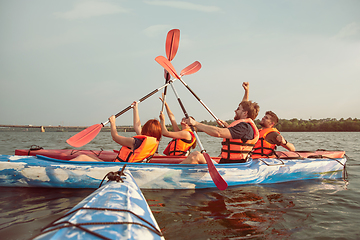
(66, 124, 103, 147)
(166, 29, 180, 61)
(180, 61, 201, 76)
(203, 152, 228, 190)
(155, 56, 181, 79)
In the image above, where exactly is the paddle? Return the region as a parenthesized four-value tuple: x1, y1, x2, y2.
(155, 56, 225, 128)
(166, 29, 180, 61)
(66, 62, 201, 148)
(155, 57, 228, 190)
(162, 29, 180, 113)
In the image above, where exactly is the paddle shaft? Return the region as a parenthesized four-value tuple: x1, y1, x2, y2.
(102, 79, 177, 126)
(169, 82, 206, 151)
(154, 56, 224, 126)
(161, 86, 168, 113)
(66, 60, 200, 148)
(169, 81, 228, 190)
(156, 56, 227, 190)
(177, 78, 225, 127)
(161, 72, 170, 113)
(161, 61, 201, 113)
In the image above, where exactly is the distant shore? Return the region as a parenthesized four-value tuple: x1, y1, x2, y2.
(1, 117, 360, 132)
(0, 125, 134, 132)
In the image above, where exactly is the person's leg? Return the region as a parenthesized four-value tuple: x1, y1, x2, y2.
(69, 154, 103, 162)
(180, 151, 206, 164)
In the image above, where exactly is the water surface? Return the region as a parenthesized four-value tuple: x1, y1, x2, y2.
(0, 131, 359, 239)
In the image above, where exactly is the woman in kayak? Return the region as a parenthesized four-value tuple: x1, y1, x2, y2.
(159, 96, 196, 156)
(71, 101, 162, 162)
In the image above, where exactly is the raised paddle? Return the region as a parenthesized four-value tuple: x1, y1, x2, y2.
(162, 61, 201, 107)
(166, 29, 180, 61)
(155, 57, 228, 190)
(162, 29, 180, 113)
(66, 62, 201, 148)
(155, 56, 225, 127)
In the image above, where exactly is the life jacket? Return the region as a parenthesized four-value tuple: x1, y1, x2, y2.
(115, 135, 159, 163)
(220, 118, 259, 161)
(251, 128, 279, 159)
(163, 129, 196, 156)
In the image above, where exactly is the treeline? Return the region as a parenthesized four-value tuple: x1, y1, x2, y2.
(199, 118, 360, 132)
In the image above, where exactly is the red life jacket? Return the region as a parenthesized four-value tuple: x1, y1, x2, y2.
(163, 129, 196, 156)
(115, 135, 159, 163)
(220, 118, 259, 161)
(251, 127, 279, 159)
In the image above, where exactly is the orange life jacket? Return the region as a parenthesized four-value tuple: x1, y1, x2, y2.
(251, 128, 279, 159)
(115, 135, 159, 163)
(220, 118, 259, 161)
(163, 129, 196, 156)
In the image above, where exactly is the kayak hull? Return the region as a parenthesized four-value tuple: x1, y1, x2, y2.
(0, 154, 347, 189)
(33, 170, 164, 240)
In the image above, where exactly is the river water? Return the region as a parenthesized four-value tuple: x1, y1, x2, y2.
(0, 131, 359, 239)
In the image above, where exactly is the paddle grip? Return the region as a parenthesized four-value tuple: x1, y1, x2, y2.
(114, 90, 158, 118)
(113, 81, 173, 120)
(115, 106, 132, 118)
(139, 89, 158, 102)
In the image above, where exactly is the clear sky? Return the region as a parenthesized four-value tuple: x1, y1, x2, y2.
(1, 0, 359, 127)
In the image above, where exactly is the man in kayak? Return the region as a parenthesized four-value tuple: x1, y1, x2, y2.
(180, 93, 260, 164)
(241, 82, 295, 158)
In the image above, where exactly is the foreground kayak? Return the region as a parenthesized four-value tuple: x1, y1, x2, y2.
(1, 151, 347, 189)
(33, 169, 164, 240)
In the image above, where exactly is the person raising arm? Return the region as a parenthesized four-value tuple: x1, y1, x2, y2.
(159, 96, 196, 156)
(71, 101, 162, 162)
(241, 82, 295, 158)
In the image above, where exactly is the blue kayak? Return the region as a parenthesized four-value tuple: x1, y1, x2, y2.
(32, 168, 164, 240)
(0, 152, 347, 189)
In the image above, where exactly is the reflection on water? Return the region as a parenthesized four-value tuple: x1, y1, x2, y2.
(0, 187, 93, 239)
(144, 178, 353, 240)
(144, 186, 298, 239)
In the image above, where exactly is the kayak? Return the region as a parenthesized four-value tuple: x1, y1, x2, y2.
(0, 150, 347, 189)
(15, 147, 346, 162)
(15, 147, 118, 162)
(33, 168, 164, 240)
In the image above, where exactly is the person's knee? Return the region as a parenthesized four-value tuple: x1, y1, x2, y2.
(181, 151, 205, 164)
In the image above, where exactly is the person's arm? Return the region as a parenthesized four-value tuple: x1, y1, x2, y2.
(109, 115, 135, 149)
(132, 101, 142, 135)
(160, 96, 180, 132)
(242, 82, 249, 102)
(159, 112, 191, 140)
(186, 118, 232, 139)
(276, 135, 296, 151)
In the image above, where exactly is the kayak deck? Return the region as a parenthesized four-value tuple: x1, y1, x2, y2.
(33, 169, 164, 240)
(15, 147, 346, 164)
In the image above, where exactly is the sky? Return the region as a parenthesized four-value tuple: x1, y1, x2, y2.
(1, 0, 359, 127)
